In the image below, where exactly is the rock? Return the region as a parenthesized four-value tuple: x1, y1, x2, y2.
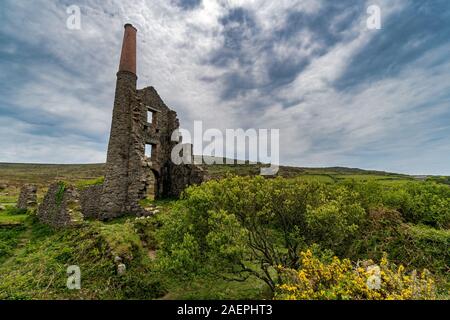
(114, 255, 122, 263)
(117, 263, 126, 275)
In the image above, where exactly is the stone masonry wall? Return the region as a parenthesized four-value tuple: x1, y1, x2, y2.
(138, 86, 204, 199)
(17, 184, 37, 210)
(79, 184, 103, 219)
(167, 163, 204, 197)
(37, 182, 83, 228)
(100, 71, 139, 219)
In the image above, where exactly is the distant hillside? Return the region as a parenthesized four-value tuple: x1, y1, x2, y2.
(0, 161, 423, 188)
(0, 163, 106, 186)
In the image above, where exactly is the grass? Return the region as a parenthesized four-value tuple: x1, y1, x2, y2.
(162, 275, 270, 300)
(0, 206, 28, 226)
(75, 176, 105, 190)
(0, 224, 26, 264)
(0, 163, 105, 187)
(0, 195, 17, 204)
(94, 220, 142, 260)
(0, 213, 28, 226)
(0, 216, 165, 299)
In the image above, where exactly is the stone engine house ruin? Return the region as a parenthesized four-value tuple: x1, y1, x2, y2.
(35, 24, 204, 225)
(100, 23, 204, 219)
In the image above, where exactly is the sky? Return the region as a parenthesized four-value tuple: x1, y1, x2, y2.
(0, 0, 449, 175)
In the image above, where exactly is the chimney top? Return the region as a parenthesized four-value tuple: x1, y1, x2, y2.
(118, 23, 137, 74)
(124, 23, 137, 31)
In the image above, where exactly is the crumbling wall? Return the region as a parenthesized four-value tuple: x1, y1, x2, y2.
(138, 86, 204, 199)
(17, 184, 37, 210)
(166, 163, 204, 197)
(79, 184, 103, 219)
(37, 182, 83, 228)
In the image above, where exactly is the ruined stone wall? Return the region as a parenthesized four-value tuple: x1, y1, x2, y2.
(79, 184, 103, 219)
(17, 184, 37, 210)
(100, 71, 139, 219)
(138, 86, 204, 199)
(123, 90, 150, 214)
(167, 163, 204, 197)
(37, 182, 83, 228)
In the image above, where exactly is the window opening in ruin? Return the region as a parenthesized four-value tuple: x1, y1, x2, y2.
(145, 144, 152, 158)
(147, 110, 153, 124)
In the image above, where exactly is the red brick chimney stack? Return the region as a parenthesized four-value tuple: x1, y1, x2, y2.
(118, 23, 137, 74)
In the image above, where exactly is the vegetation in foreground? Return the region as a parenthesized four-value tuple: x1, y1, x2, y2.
(0, 163, 449, 300)
(157, 176, 449, 299)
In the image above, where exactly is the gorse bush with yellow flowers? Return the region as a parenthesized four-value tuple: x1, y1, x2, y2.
(156, 175, 449, 298)
(275, 250, 436, 300)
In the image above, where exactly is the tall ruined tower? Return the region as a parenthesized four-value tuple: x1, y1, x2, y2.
(100, 24, 204, 220)
(101, 24, 142, 218)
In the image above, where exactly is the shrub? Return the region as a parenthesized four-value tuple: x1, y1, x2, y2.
(381, 183, 450, 228)
(275, 250, 436, 300)
(305, 192, 365, 254)
(157, 176, 367, 291)
(157, 176, 448, 295)
(345, 181, 450, 229)
(350, 208, 450, 276)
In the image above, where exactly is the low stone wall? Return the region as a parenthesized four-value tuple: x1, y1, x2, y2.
(17, 184, 37, 210)
(37, 182, 83, 228)
(79, 184, 103, 219)
(36, 163, 203, 227)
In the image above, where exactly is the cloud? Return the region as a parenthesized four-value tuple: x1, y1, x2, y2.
(0, 0, 449, 175)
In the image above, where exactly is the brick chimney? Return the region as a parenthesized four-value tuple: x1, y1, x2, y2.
(118, 23, 137, 74)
